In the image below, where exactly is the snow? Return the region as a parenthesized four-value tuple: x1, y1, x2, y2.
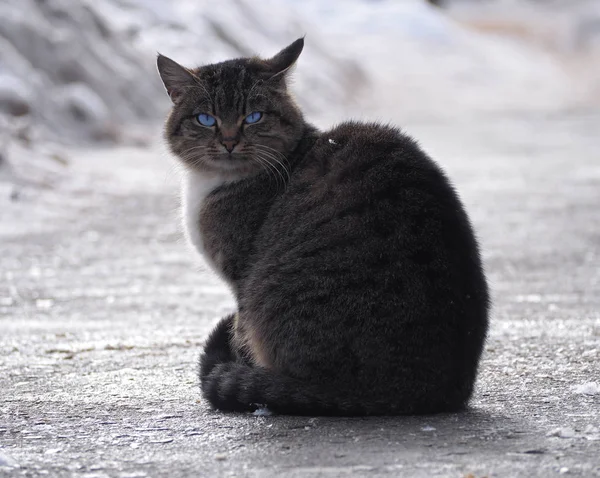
(516, 294, 543, 303)
(1, 0, 599, 150)
(0, 0, 164, 144)
(0, 449, 19, 468)
(547, 425, 600, 441)
(546, 427, 577, 439)
(0, 73, 32, 116)
(253, 406, 273, 417)
(583, 426, 600, 441)
(571, 382, 600, 396)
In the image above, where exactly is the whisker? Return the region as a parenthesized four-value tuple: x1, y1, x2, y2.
(255, 151, 286, 190)
(254, 143, 291, 168)
(178, 145, 209, 157)
(251, 153, 277, 188)
(254, 146, 291, 185)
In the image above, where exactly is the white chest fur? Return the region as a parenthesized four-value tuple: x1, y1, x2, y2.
(181, 170, 226, 275)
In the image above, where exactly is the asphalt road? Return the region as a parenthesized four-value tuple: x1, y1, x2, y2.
(1, 115, 599, 477)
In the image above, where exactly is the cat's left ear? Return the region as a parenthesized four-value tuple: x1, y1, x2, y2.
(262, 37, 304, 80)
(156, 54, 197, 103)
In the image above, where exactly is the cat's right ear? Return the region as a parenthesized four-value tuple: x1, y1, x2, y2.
(156, 54, 196, 104)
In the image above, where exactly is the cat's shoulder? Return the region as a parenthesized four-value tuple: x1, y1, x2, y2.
(298, 121, 447, 188)
(315, 121, 423, 156)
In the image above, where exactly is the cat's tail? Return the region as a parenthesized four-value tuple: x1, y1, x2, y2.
(200, 363, 364, 416)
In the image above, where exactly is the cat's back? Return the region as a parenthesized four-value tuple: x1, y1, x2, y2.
(294, 121, 446, 195)
(253, 120, 473, 270)
(279, 121, 456, 229)
(251, 120, 485, 305)
(318, 121, 419, 157)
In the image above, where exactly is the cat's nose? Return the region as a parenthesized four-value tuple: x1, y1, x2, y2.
(221, 138, 239, 153)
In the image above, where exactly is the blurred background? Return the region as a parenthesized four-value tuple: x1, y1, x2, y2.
(2, 0, 600, 299)
(1, 0, 599, 162)
(1, 0, 600, 299)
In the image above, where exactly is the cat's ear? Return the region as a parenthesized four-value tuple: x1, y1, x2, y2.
(262, 37, 304, 80)
(156, 54, 196, 103)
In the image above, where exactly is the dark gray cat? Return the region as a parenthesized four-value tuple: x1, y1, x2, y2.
(157, 38, 489, 415)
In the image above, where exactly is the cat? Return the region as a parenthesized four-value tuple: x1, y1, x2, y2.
(157, 38, 489, 416)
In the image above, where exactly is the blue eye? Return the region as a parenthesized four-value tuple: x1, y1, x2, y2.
(197, 114, 216, 127)
(244, 112, 262, 124)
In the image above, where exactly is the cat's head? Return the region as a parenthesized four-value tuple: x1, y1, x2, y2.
(157, 38, 306, 178)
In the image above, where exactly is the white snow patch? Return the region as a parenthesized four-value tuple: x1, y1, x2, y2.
(571, 382, 600, 396)
(421, 425, 436, 432)
(516, 294, 543, 303)
(35, 299, 54, 310)
(583, 425, 600, 441)
(253, 406, 273, 417)
(546, 427, 577, 438)
(548, 425, 600, 442)
(0, 449, 19, 468)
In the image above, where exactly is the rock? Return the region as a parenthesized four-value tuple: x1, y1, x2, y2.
(0, 74, 32, 116)
(58, 83, 109, 125)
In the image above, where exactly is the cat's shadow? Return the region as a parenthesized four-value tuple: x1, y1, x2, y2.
(244, 408, 529, 453)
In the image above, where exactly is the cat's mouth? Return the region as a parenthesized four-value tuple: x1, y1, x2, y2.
(212, 153, 247, 167)
(180, 147, 277, 179)
(196, 152, 263, 177)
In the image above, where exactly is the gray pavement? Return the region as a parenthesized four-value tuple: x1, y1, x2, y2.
(1, 115, 599, 477)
